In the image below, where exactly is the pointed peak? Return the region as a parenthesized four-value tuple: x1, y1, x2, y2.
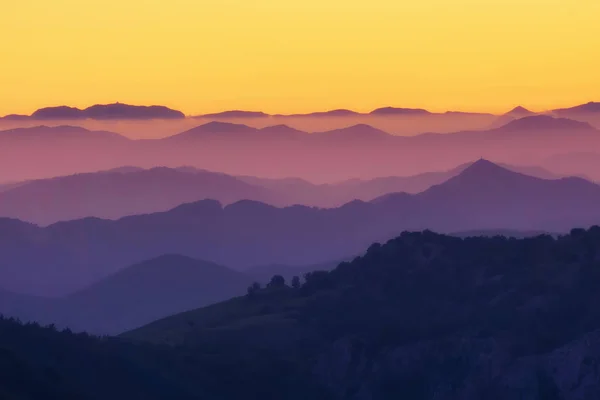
(505, 106, 534, 116)
(177, 121, 257, 136)
(259, 124, 305, 134)
(319, 124, 390, 136)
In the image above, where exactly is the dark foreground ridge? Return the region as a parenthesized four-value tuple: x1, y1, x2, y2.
(3, 228, 600, 399)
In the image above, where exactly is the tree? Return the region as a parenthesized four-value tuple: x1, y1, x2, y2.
(291, 276, 301, 289)
(246, 282, 261, 298)
(267, 275, 286, 289)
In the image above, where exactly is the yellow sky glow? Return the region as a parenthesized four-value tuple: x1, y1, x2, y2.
(2, 0, 599, 115)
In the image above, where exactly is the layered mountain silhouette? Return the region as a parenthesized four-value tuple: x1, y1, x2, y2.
(1, 115, 598, 183)
(0, 160, 564, 225)
(2, 160, 600, 297)
(0, 167, 277, 225)
(15, 103, 186, 120)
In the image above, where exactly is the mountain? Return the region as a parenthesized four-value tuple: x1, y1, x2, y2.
(0, 255, 253, 335)
(60, 255, 251, 334)
(0, 125, 127, 141)
(553, 101, 600, 116)
(312, 124, 391, 141)
(4, 230, 600, 398)
(29, 103, 185, 120)
(494, 115, 594, 133)
(123, 228, 600, 400)
(0, 114, 30, 121)
(284, 109, 361, 117)
(3, 160, 600, 296)
(0, 160, 563, 225)
(504, 105, 535, 117)
(166, 121, 258, 140)
(0, 166, 276, 225)
(198, 110, 269, 118)
(2, 114, 599, 184)
(370, 107, 431, 115)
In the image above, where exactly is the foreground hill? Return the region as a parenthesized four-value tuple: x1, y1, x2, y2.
(3, 160, 600, 296)
(124, 228, 600, 399)
(4, 229, 600, 398)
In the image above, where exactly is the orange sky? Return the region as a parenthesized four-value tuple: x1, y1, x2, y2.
(2, 0, 599, 116)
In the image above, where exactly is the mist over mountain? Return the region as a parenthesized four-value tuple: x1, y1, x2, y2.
(0, 167, 276, 225)
(2, 161, 600, 297)
(0, 114, 598, 183)
(0, 160, 565, 225)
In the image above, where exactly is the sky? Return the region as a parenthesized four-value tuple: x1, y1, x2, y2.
(2, 0, 600, 116)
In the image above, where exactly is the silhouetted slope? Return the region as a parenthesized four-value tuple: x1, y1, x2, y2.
(30, 103, 185, 120)
(494, 115, 593, 133)
(125, 228, 600, 399)
(553, 101, 600, 115)
(0, 316, 319, 399)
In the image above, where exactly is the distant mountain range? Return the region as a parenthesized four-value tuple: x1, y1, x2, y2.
(0, 103, 185, 120)
(4, 101, 598, 121)
(0, 114, 598, 183)
(2, 160, 600, 297)
(0, 160, 565, 225)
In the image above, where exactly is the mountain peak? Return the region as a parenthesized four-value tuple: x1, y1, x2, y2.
(172, 122, 257, 139)
(505, 106, 534, 116)
(259, 124, 305, 135)
(317, 124, 390, 139)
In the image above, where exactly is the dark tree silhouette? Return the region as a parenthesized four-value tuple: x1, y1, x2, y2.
(291, 276, 301, 289)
